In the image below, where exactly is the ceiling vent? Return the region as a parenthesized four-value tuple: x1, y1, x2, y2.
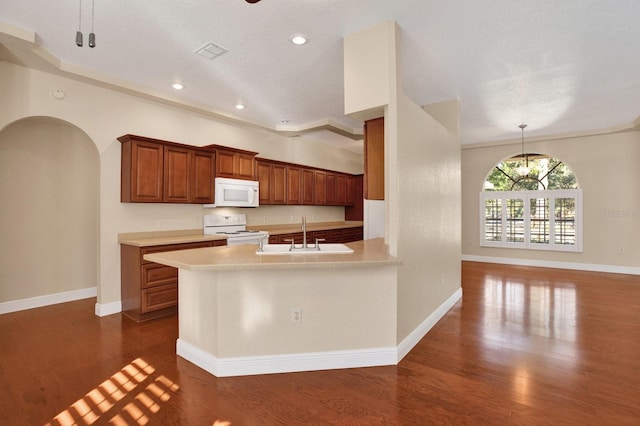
(194, 42, 228, 60)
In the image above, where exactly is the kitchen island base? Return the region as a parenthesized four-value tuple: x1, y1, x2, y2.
(144, 239, 401, 377)
(176, 266, 398, 377)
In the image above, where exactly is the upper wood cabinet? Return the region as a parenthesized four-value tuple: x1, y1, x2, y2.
(325, 172, 337, 205)
(190, 150, 215, 203)
(314, 171, 326, 205)
(210, 146, 257, 180)
(346, 175, 356, 206)
(364, 117, 384, 200)
(119, 135, 214, 204)
(120, 137, 164, 202)
(256, 159, 287, 205)
(286, 165, 303, 205)
(120, 134, 356, 206)
(163, 145, 191, 203)
(302, 168, 315, 205)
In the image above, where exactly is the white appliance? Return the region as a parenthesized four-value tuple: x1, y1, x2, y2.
(203, 213, 268, 246)
(204, 177, 259, 208)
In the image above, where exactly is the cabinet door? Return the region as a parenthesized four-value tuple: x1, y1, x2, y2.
(335, 173, 347, 206)
(346, 175, 356, 206)
(314, 171, 326, 205)
(216, 149, 236, 178)
(326, 172, 337, 205)
(364, 117, 384, 200)
(256, 160, 272, 204)
(271, 163, 287, 204)
(237, 153, 255, 180)
(164, 145, 191, 203)
(287, 166, 302, 204)
(129, 140, 164, 202)
(302, 168, 315, 205)
(191, 150, 214, 203)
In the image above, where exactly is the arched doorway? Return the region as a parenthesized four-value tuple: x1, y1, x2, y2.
(0, 116, 99, 312)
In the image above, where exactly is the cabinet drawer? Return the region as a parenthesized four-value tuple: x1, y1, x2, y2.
(141, 284, 177, 313)
(142, 263, 177, 288)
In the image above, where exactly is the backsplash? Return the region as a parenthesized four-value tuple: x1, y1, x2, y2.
(209, 205, 345, 226)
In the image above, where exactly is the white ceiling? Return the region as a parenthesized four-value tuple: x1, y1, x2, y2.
(1, 0, 640, 151)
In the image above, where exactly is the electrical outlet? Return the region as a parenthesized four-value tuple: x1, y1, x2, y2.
(617, 248, 625, 254)
(291, 307, 301, 323)
(158, 220, 165, 228)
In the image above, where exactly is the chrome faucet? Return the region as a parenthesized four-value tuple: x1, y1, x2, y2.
(301, 215, 308, 248)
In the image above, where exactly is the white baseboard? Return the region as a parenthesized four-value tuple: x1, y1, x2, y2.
(95, 300, 122, 317)
(462, 255, 640, 275)
(0, 287, 97, 315)
(396, 287, 463, 362)
(176, 288, 463, 377)
(176, 339, 398, 378)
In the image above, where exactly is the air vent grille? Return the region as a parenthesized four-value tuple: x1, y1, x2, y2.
(194, 42, 228, 60)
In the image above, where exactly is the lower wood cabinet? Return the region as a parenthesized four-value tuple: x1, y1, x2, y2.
(268, 226, 363, 245)
(120, 240, 226, 322)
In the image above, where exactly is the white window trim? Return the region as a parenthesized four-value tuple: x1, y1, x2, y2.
(480, 189, 583, 252)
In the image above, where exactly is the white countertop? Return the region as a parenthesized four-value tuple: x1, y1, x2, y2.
(144, 238, 400, 271)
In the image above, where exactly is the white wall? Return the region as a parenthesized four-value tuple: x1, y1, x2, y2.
(461, 131, 640, 272)
(344, 21, 462, 345)
(394, 95, 462, 341)
(0, 61, 363, 309)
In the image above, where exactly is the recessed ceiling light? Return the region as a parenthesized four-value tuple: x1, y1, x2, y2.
(235, 103, 246, 110)
(171, 82, 184, 90)
(290, 34, 307, 45)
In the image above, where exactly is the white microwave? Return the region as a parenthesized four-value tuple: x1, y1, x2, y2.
(204, 177, 259, 208)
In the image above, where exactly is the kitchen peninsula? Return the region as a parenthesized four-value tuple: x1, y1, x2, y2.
(144, 238, 401, 377)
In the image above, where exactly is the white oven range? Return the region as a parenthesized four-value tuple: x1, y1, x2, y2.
(203, 213, 268, 246)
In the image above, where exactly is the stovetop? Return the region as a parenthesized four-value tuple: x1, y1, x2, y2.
(203, 214, 268, 237)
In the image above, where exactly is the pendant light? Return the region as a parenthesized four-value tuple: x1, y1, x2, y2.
(75, 0, 96, 48)
(88, 0, 96, 48)
(75, 0, 83, 47)
(515, 123, 530, 176)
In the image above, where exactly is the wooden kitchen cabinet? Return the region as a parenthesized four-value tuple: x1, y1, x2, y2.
(119, 134, 214, 204)
(164, 147, 214, 204)
(325, 172, 337, 205)
(163, 145, 191, 202)
(256, 159, 287, 205)
(346, 175, 356, 206)
(120, 240, 226, 322)
(120, 136, 164, 203)
(314, 171, 326, 205)
(364, 117, 384, 200)
(213, 146, 257, 180)
(287, 165, 303, 204)
(190, 150, 215, 203)
(345, 174, 364, 221)
(335, 173, 348, 206)
(268, 226, 364, 245)
(302, 168, 315, 205)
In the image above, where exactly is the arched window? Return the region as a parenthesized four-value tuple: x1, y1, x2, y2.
(480, 154, 582, 252)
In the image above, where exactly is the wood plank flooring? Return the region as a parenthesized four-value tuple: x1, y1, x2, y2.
(1, 261, 639, 425)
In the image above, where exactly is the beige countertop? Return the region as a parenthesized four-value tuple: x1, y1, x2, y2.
(119, 221, 364, 247)
(248, 221, 363, 235)
(118, 229, 227, 247)
(144, 238, 400, 271)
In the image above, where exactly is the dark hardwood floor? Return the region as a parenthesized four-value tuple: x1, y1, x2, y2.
(1, 261, 639, 425)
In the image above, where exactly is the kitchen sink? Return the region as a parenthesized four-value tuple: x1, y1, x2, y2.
(256, 243, 354, 255)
